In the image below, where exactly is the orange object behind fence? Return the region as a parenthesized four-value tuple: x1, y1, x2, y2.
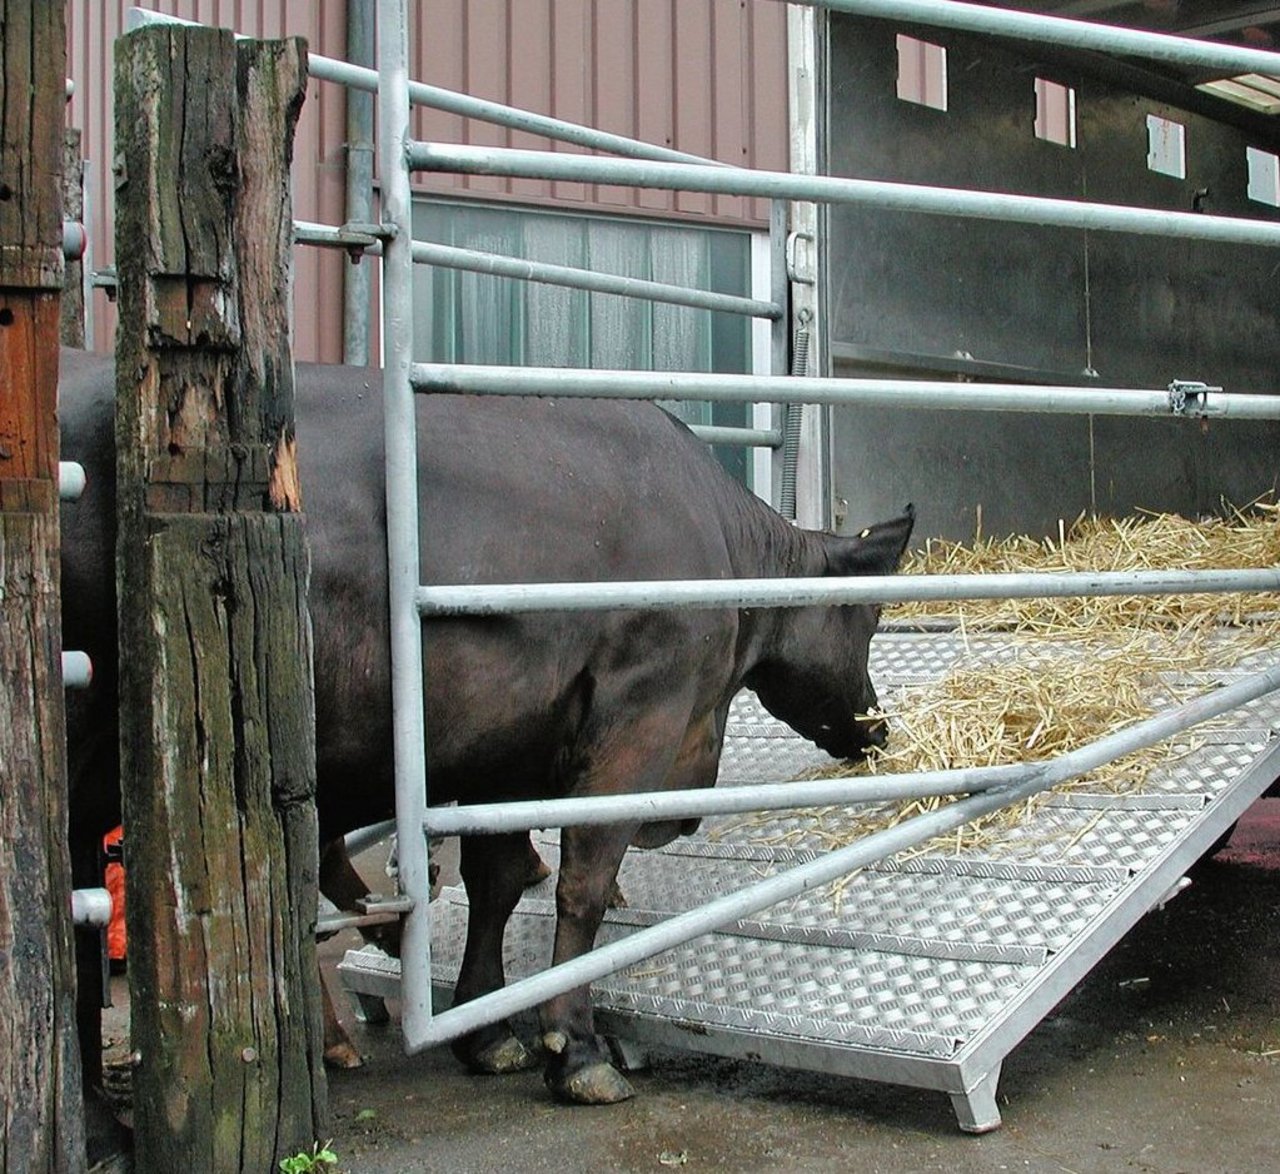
(103, 825, 125, 962)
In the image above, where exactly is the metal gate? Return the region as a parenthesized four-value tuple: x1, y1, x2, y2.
(133, 0, 1280, 1131)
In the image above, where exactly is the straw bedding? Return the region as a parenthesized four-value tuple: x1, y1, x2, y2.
(738, 505, 1280, 864)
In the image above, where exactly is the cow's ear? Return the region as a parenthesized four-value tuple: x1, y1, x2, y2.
(826, 504, 915, 576)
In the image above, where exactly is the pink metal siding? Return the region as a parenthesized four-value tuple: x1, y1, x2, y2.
(67, 1, 351, 362)
(410, 0, 788, 221)
(66, 1, 787, 362)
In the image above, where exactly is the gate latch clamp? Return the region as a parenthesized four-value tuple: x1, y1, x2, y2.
(1167, 380, 1221, 417)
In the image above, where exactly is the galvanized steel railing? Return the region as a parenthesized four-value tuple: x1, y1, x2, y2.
(409, 143, 1280, 249)
(380, 2, 1280, 1055)
(131, 2, 1280, 1058)
(407, 661, 1280, 1048)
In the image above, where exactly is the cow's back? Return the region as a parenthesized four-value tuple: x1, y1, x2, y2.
(59, 355, 767, 836)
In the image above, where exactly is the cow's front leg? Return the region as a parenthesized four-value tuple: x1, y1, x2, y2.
(451, 832, 541, 1075)
(540, 823, 638, 1104)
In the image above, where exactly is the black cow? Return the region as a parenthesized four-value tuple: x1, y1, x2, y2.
(59, 349, 912, 1106)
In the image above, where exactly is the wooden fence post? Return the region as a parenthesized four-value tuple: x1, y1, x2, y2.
(0, 1, 88, 1170)
(114, 25, 325, 1169)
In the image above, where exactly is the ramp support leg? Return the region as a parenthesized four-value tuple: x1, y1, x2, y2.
(352, 991, 391, 1026)
(951, 1063, 1003, 1133)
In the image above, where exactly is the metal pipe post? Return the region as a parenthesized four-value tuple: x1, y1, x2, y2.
(376, 0, 433, 1045)
(342, 0, 375, 364)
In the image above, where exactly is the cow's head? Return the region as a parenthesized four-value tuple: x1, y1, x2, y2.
(746, 505, 914, 760)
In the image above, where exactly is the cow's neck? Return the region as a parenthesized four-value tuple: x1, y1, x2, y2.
(725, 497, 830, 675)
(726, 494, 827, 581)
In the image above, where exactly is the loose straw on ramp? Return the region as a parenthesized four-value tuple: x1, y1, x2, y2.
(729, 504, 1280, 872)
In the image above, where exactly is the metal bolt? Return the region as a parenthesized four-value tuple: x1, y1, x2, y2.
(242, 1046, 258, 1063)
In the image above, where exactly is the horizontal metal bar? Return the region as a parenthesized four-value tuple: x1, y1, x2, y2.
(787, 0, 1280, 78)
(71, 888, 112, 929)
(293, 220, 782, 320)
(317, 893, 412, 937)
(62, 651, 92, 690)
(409, 144, 1280, 250)
(292, 221, 385, 251)
(410, 241, 782, 320)
(59, 461, 86, 501)
(418, 568, 1280, 617)
(315, 909, 402, 936)
(403, 659, 1280, 1053)
(343, 820, 397, 858)
(126, 7, 718, 167)
(687, 424, 782, 448)
(412, 363, 1280, 419)
(425, 762, 1035, 836)
(62, 220, 87, 261)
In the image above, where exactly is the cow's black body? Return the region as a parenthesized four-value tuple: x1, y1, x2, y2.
(59, 348, 912, 1104)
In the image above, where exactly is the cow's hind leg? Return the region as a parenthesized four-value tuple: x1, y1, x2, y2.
(539, 822, 638, 1105)
(451, 832, 541, 1075)
(537, 696, 720, 1104)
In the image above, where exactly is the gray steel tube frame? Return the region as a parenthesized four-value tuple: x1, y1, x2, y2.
(410, 143, 1280, 250)
(784, 0, 1280, 78)
(377, 0, 434, 1049)
(135, 0, 1280, 1060)
(405, 660, 1280, 1051)
(411, 363, 1280, 418)
(418, 567, 1280, 618)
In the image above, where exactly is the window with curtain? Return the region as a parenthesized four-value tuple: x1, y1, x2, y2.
(411, 199, 754, 482)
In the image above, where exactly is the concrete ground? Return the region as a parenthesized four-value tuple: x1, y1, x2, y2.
(316, 800, 1280, 1174)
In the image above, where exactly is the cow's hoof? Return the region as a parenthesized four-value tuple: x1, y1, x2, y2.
(323, 1040, 364, 1070)
(548, 1061, 635, 1105)
(524, 851, 553, 887)
(461, 1033, 539, 1075)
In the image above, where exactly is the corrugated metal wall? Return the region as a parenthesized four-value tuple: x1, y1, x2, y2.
(67, 1, 351, 361)
(65, 1, 788, 362)
(411, 0, 788, 223)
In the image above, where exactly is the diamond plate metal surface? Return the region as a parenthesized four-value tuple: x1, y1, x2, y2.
(416, 628, 1280, 1121)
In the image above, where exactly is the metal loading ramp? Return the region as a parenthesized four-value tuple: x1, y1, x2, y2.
(342, 629, 1280, 1131)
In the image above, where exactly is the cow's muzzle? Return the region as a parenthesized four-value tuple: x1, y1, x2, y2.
(850, 712, 889, 755)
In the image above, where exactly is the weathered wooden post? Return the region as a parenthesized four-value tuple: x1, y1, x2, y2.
(0, 1, 88, 1170)
(114, 24, 326, 1169)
